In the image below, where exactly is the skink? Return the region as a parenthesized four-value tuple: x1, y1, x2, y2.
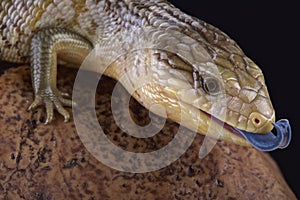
(0, 0, 291, 150)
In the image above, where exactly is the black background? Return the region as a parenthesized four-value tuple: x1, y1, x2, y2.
(169, 0, 299, 197)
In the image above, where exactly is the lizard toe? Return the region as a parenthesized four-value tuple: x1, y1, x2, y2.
(54, 99, 71, 122)
(28, 96, 41, 111)
(45, 101, 54, 124)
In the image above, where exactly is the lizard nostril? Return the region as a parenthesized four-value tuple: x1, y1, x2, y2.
(254, 118, 261, 125)
(249, 113, 264, 128)
(248, 112, 268, 131)
(248, 112, 274, 133)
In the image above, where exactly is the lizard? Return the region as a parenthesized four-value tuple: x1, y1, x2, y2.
(0, 0, 291, 151)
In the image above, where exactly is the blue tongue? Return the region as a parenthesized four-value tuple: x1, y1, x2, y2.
(235, 119, 292, 151)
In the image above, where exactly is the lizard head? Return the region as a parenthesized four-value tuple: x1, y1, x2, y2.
(102, 26, 290, 151)
(129, 49, 274, 144)
(114, 44, 290, 150)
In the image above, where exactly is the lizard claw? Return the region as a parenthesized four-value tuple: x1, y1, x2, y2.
(60, 92, 71, 98)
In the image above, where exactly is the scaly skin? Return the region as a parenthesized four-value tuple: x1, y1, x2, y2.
(0, 0, 275, 146)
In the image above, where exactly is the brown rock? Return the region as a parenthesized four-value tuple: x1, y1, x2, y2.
(0, 66, 296, 199)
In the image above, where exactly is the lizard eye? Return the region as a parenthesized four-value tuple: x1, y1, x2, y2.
(203, 77, 221, 95)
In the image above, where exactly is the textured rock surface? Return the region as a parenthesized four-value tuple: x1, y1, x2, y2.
(0, 66, 296, 200)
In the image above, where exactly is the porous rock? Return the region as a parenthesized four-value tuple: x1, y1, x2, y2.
(0, 66, 296, 199)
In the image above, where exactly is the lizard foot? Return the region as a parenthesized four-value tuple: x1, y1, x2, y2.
(28, 88, 76, 124)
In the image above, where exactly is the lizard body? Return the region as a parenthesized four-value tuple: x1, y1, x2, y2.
(0, 0, 291, 150)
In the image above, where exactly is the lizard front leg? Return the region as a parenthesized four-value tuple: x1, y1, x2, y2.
(29, 28, 93, 124)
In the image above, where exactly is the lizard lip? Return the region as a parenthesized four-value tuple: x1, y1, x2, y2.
(202, 110, 292, 151)
(200, 110, 245, 139)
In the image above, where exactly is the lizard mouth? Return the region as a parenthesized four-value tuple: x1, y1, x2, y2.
(203, 110, 292, 151)
(200, 110, 244, 139)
